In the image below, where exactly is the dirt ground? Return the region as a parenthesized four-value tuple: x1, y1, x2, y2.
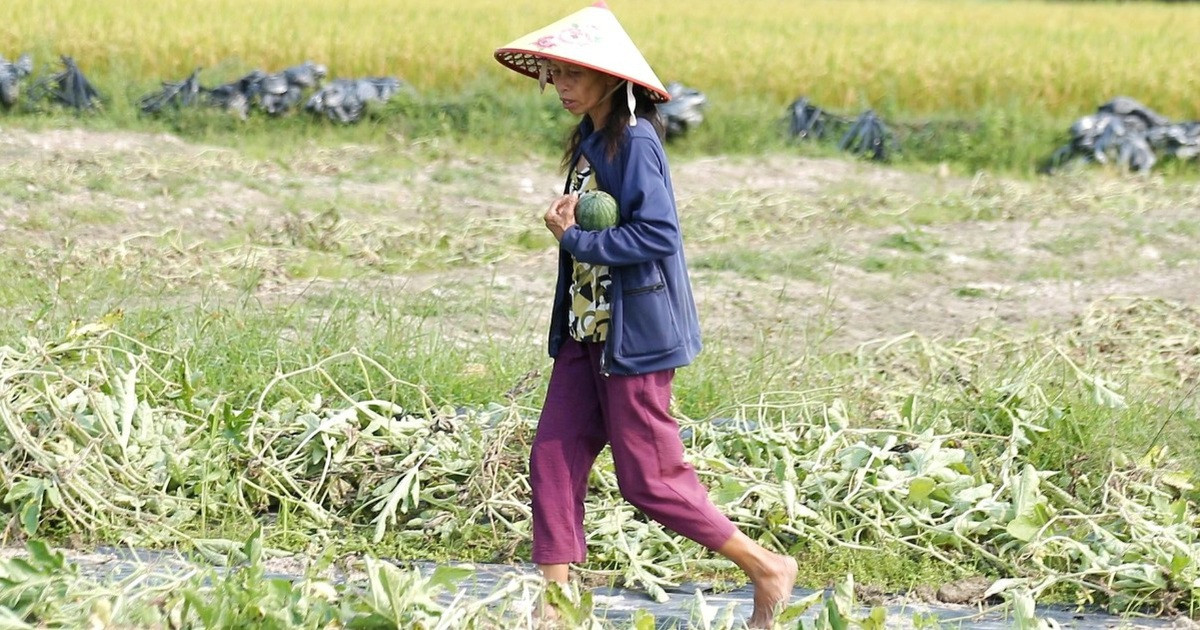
(2, 126, 1198, 352)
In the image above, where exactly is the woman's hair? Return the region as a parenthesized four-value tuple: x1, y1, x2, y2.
(561, 82, 665, 171)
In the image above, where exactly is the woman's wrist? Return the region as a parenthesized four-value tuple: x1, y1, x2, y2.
(558, 224, 576, 244)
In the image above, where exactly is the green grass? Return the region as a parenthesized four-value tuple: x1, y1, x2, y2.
(859, 252, 940, 276)
(0, 68, 1187, 175)
(690, 249, 828, 282)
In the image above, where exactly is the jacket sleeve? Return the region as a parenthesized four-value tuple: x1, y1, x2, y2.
(560, 137, 680, 266)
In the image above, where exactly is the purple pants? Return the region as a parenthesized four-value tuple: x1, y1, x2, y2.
(529, 338, 737, 564)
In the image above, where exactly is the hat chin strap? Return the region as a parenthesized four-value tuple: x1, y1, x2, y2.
(626, 81, 637, 127)
(599, 80, 639, 127)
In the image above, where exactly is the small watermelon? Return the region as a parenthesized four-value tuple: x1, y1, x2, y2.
(576, 190, 620, 231)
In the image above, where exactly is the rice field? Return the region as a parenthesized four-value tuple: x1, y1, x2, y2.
(4, 0, 1199, 120)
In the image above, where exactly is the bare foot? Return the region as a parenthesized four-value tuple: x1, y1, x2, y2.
(534, 602, 561, 630)
(535, 564, 569, 628)
(746, 554, 798, 629)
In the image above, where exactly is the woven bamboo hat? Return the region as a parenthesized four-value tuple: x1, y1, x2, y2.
(494, 1, 670, 103)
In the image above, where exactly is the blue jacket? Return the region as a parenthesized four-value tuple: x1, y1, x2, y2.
(550, 116, 702, 375)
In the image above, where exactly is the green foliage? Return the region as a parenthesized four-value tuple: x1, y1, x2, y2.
(0, 541, 73, 625)
(0, 534, 541, 629)
(0, 299, 1197, 617)
(179, 531, 340, 629)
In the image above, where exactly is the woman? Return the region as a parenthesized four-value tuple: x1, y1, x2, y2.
(494, 3, 797, 627)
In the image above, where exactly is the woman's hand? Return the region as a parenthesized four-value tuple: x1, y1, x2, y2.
(543, 193, 578, 242)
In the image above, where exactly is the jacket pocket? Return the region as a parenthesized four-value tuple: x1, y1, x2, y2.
(619, 282, 682, 357)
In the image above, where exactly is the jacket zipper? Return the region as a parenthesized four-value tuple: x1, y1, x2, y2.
(624, 282, 664, 296)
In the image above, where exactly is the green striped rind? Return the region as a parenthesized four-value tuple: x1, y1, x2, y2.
(577, 191, 619, 231)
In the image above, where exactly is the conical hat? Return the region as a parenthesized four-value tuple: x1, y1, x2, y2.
(494, 2, 670, 103)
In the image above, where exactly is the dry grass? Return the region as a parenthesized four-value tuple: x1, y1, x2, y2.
(4, 0, 1199, 119)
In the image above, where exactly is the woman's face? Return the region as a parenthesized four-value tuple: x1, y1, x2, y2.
(547, 60, 619, 124)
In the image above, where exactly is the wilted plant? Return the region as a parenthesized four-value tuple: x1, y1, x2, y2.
(0, 298, 1196, 622)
